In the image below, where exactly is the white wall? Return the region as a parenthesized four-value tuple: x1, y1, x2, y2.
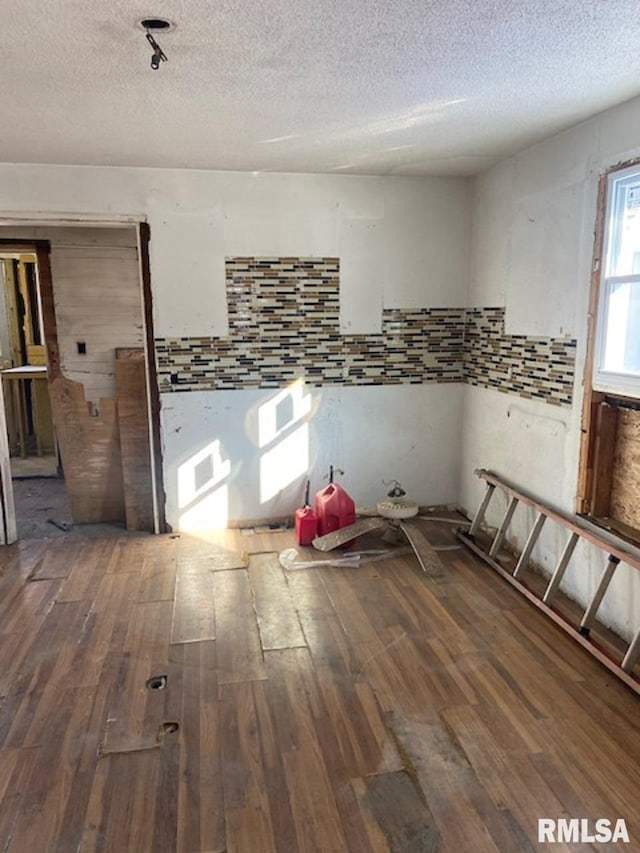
(0, 164, 470, 525)
(462, 92, 640, 640)
(162, 383, 464, 530)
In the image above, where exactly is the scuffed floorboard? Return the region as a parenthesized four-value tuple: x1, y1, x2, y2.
(0, 521, 638, 850)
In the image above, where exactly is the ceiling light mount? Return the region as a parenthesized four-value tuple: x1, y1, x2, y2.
(146, 31, 168, 70)
(139, 18, 172, 70)
(139, 17, 174, 32)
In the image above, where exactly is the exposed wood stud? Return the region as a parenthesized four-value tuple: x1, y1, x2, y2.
(137, 222, 166, 534)
(577, 172, 608, 513)
(589, 403, 618, 518)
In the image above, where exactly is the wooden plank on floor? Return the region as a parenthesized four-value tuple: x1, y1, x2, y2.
(0, 748, 38, 845)
(312, 518, 386, 551)
(1, 598, 88, 711)
(7, 686, 98, 851)
(313, 664, 403, 778)
(27, 539, 84, 580)
(0, 577, 85, 700)
(248, 552, 306, 651)
(62, 572, 142, 692)
(168, 641, 225, 853)
(298, 609, 361, 676)
(399, 520, 445, 578)
(220, 681, 276, 853)
(178, 531, 247, 570)
(214, 570, 266, 684)
(51, 661, 120, 852)
(388, 712, 529, 853)
(106, 537, 148, 575)
(353, 771, 439, 853)
(171, 565, 215, 644)
(56, 538, 120, 603)
(81, 750, 164, 853)
(99, 656, 166, 755)
(100, 600, 173, 754)
(349, 778, 390, 852)
(136, 537, 178, 603)
(264, 647, 326, 742)
(283, 743, 349, 852)
(250, 679, 299, 852)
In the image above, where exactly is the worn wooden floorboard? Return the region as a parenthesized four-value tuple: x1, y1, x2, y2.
(249, 552, 306, 651)
(0, 521, 637, 850)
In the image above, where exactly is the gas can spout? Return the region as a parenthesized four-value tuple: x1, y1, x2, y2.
(325, 465, 345, 484)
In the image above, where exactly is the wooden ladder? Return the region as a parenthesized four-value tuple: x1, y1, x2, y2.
(458, 468, 640, 695)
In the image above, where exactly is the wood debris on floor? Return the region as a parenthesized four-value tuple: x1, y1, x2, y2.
(0, 519, 638, 851)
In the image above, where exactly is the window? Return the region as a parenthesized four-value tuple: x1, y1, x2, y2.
(594, 165, 640, 396)
(577, 161, 640, 544)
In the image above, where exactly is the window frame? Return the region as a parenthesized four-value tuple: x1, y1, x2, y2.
(593, 164, 640, 397)
(577, 160, 640, 536)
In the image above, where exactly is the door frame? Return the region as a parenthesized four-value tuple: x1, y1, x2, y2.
(0, 375, 17, 544)
(0, 224, 166, 539)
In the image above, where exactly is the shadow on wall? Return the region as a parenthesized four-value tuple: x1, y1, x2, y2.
(176, 380, 317, 531)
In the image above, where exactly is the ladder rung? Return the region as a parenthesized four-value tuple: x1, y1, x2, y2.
(468, 483, 496, 537)
(513, 512, 547, 578)
(621, 627, 640, 674)
(488, 496, 518, 558)
(543, 532, 579, 603)
(578, 554, 620, 636)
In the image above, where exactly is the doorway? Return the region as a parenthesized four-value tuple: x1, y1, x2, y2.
(0, 223, 164, 543)
(0, 249, 63, 540)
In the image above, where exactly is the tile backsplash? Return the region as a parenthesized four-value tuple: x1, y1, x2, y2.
(155, 258, 577, 406)
(464, 307, 576, 406)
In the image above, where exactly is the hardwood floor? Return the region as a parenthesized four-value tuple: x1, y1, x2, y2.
(0, 521, 638, 852)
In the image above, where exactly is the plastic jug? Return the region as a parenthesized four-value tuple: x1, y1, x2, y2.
(295, 480, 318, 545)
(315, 467, 356, 537)
(295, 505, 318, 546)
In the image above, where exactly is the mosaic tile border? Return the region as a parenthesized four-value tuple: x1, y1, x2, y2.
(154, 258, 577, 407)
(464, 307, 576, 406)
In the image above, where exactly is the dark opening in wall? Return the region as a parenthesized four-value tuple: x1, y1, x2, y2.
(581, 395, 640, 546)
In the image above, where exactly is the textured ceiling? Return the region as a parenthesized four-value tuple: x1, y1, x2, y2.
(1, 0, 640, 176)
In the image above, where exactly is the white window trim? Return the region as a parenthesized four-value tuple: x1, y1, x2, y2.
(593, 164, 640, 397)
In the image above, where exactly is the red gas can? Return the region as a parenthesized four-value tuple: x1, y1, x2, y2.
(295, 480, 318, 546)
(315, 467, 356, 538)
(295, 505, 318, 546)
